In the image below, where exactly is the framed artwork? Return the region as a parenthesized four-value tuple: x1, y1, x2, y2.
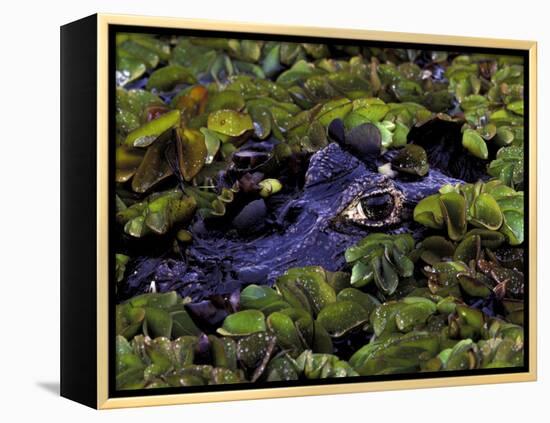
(60, 14, 537, 409)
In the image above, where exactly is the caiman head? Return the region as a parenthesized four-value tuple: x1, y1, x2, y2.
(124, 142, 463, 300)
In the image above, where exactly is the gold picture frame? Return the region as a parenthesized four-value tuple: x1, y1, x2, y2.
(61, 13, 537, 409)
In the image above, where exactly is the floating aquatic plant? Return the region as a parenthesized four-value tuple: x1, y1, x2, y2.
(413, 180, 524, 245)
(113, 34, 526, 388)
(345, 233, 415, 295)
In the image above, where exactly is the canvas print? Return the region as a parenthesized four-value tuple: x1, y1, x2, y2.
(113, 31, 526, 392)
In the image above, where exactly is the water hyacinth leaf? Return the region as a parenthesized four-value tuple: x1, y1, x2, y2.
(316, 98, 353, 126)
(374, 121, 394, 148)
(345, 233, 400, 261)
(316, 301, 369, 337)
(471, 193, 503, 230)
(336, 288, 380, 316)
(116, 305, 145, 339)
(436, 297, 459, 315)
(171, 310, 202, 338)
(116, 109, 140, 135)
(395, 298, 437, 332)
(419, 236, 455, 265)
(115, 254, 130, 283)
(146, 64, 197, 91)
(373, 255, 400, 295)
(124, 215, 148, 238)
(478, 123, 497, 140)
(262, 44, 283, 77)
(208, 335, 237, 370)
(353, 104, 390, 122)
(495, 126, 514, 146)
(116, 56, 147, 87)
(119, 40, 159, 69)
(414, 181, 523, 243)
(312, 321, 334, 354)
(456, 305, 485, 331)
(296, 350, 359, 379)
(248, 104, 272, 139)
(370, 302, 401, 337)
(131, 132, 173, 193)
(143, 307, 173, 339)
(453, 234, 480, 263)
(119, 191, 196, 237)
(217, 310, 266, 336)
(276, 267, 337, 316)
(118, 88, 165, 119)
(206, 90, 246, 113)
(265, 356, 300, 382)
(439, 192, 467, 241)
(125, 109, 180, 147)
(282, 308, 314, 346)
(391, 246, 414, 276)
(488, 146, 524, 188)
(301, 120, 328, 153)
(275, 279, 312, 314)
(165, 195, 197, 227)
(277, 59, 318, 86)
(267, 312, 303, 352)
(462, 129, 488, 160)
(443, 339, 478, 371)
(346, 234, 414, 296)
(173, 85, 209, 118)
(350, 260, 374, 288)
(350, 332, 440, 375)
(292, 268, 337, 314)
(324, 270, 352, 294)
(128, 35, 171, 60)
(460, 94, 488, 111)
(240, 284, 289, 314)
(237, 332, 276, 373)
(199, 127, 221, 164)
(391, 144, 429, 176)
(145, 193, 177, 234)
(392, 121, 409, 148)
(414, 194, 445, 229)
(258, 179, 283, 198)
(207, 109, 254, 136)
(458, 274, 492, 298)
(116, 340, 146, 389)
(130, 291, 179, 309)
(506, 100, 524, 116)
(115, 145, 145, 182)
(501, 211, 524, 245)
(466, 228, 505, 249)
(176, 128, 207, 181)
(343, 110, 370, 130)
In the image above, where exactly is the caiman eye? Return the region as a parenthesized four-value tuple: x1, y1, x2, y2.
(341, 187, 404, 228)
(359, 193, 394, 221)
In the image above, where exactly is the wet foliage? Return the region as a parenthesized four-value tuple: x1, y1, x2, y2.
(114, 33, 526, 389)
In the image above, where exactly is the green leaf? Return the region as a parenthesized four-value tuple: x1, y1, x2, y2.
(171, 310, 201, 337)
(125, 110, 180, 147)
(316, 301, 369, 337)
(217, 310, 266, 336)
(144, 308, 173, 338)
(207, 109, 254, 136)
(462, 129, 488, 159)
(146, 65, 197, 91)
(176, 128, 207, 181)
